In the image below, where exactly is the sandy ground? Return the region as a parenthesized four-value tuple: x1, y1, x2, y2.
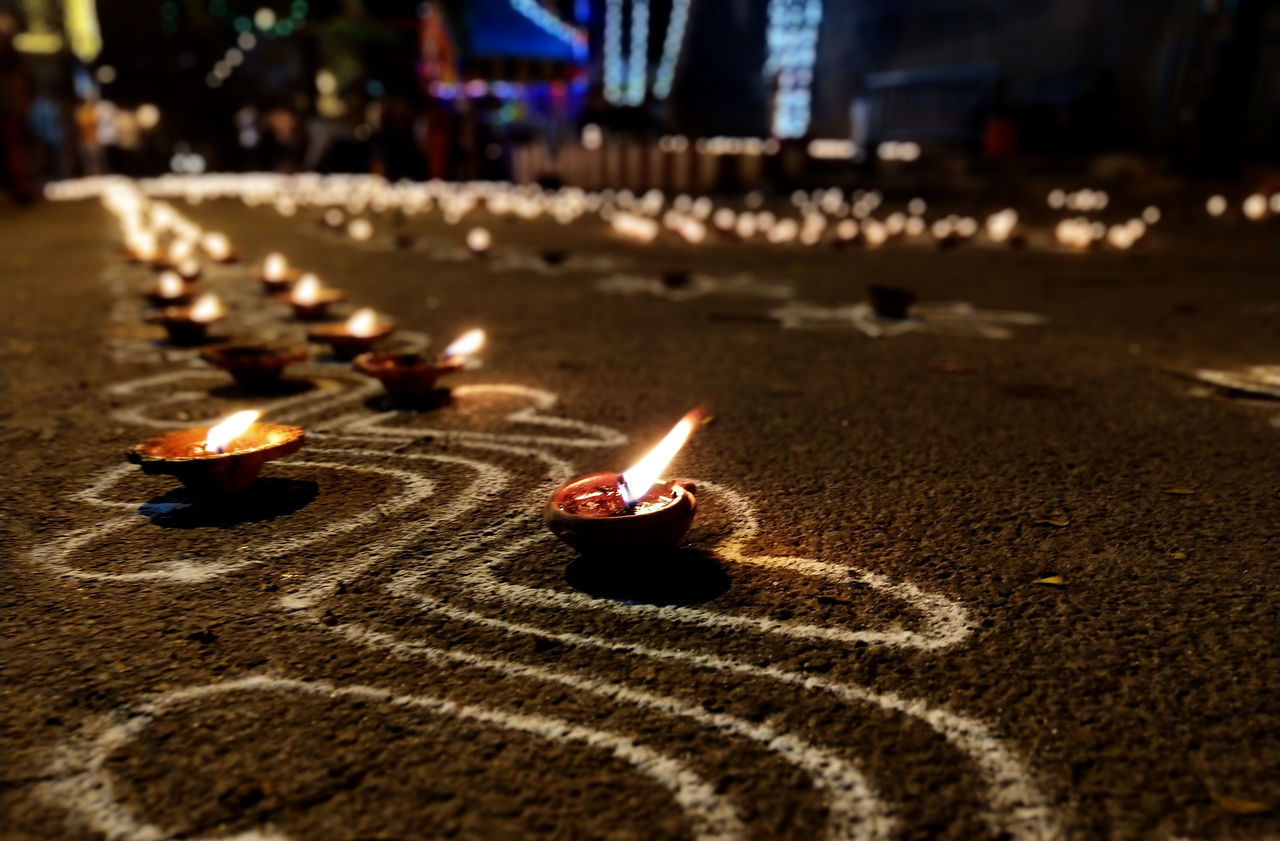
(1, 190, 1277, 841)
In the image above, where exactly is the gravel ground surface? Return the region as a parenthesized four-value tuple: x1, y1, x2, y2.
(2, 189, 1277, 841)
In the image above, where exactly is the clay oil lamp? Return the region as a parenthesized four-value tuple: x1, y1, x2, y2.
(154, 293, 226, 345)
(121, 229, 161, 264)
(281, 273, 345, 321)
(540, 249, 569, 267)
(466, 226, 492, 255)
(868, 285, 916, 320)
(354, 328, 485, 402)
(545, 408, 703, 555)
(257, 252, 300, 293)
(308, 307, 393, 360)
(201, 232, 239, 264)
(175, 258, 203, 283)
(128, 409, 305, 495)
(659, 269, 692, 291)
(201, 342, 310, 392)
(146, 270, 196, 307)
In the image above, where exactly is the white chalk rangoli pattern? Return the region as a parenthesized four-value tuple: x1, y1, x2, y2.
(27, 234, 1069, 841)
(770, 301, 1046, 339)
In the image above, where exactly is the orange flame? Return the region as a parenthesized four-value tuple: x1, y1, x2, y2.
(263, 252, 287, 280)
(205, 409, 260, 453)
(157, 271, 184, 298)
(618, 408, 704, 505)
(292, 273, 323, 304)
(190, 294, 225, 322)
(345, 308, 382, 337)
(443, 328, 485, 360)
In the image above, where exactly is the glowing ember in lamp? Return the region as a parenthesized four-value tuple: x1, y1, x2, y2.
(307, 307, 393, 360)
(354, 328, 485, 401)
(128, 409, 305, 495)
(257, 252, 299, 292)
(281, 273, 345, 320)
(153, 293, 226, 345)
(147, 270, 195, 306)
(545, 408, 703, 554)
(201, 342, 310, 392)
(466, 227, 492, 255)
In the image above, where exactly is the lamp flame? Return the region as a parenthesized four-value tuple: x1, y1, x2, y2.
(443, 328, 485, 360)
(618, 408, 704, 506)
(345, 307, 381, 337)
(263, 252, 287, 280)
(190, 294, 225, 322)
(204, 409, 260, 454)
(157, 271, 184, 298)
(292, 273, 322, 304)
(202, 232, 231, 260)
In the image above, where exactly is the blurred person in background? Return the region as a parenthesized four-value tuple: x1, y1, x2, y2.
(0, 12, 34, 203)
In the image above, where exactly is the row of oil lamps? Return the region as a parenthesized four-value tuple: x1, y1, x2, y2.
(114, 194, 699, 555)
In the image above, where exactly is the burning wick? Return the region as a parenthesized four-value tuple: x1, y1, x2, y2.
(190, 294, 225, 323)
(442, 328, 485, 361)
(263, 252, 288, 281)
(617, 409, 703, 510)
(203, 409, 260, 454)
(346, 308, 383, 338)
(292, 274, 323, 305)
(156, 271, 185, 299)
(545, 408, 705, 554)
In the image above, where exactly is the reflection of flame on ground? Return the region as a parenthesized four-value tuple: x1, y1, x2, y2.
(770, 300, 1045, 339)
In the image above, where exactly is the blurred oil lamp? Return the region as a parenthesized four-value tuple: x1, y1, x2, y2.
(257, 252, 300, 292)
(154, 293, 226, 345)
(1206, 195, 1227, 218)
(308, 307, 393, 360)
(354, 328, 485, 401)
(1142, 205, 1161, 225)
(1242, 193, 1268, 221)
(347, 218, 374, 241)
(175, 258, 203, 282)
(201, 232, 237, 263)
(466, 227, 492, 255)
(147, 270, 195, 307)
(167, 238, 196, 265)
(128, 409, 305, 495)
(862, 219, 888, 248)
(122, 230, 160, 263)
(834, 218, 859, 244)
(201, 342, 310, 392)
(985, 209, 1021, 245)
(545, 408, 703, 554)
(281, 273, 345, 320)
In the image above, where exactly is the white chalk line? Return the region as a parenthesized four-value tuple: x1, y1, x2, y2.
(40, 675, 745, 841)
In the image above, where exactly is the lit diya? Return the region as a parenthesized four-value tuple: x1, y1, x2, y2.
(201, 342, 310, 391)
(201, 232, 239, 263)
(466, 227, 492, 255)
(257, 252, 301, 293)
(120, 230, 162, 264)
(146, 270, 196, 307)
(174, 258, 203, 282)
(280, 274, 345, 320)
(545, 408, 703, 554)
(153, 293, 226, 345)
(354, 328, 485, 401)
(128, 409, 305, 495)
(308, 308, 393, 360)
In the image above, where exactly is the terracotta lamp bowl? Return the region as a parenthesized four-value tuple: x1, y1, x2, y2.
(258, 268, 302, 294)
(308, 322, 394, 360)
(152, 309, 225, 345)
(128, 423, 305, 494)
(201, 342, 310, 391)
(544, 472, 698, 555)
(146, 286, 198, 308)
(277, 289, 347, 321)
(353, 352, 463, 399)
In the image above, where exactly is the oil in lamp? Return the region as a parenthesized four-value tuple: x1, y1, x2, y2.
(281, 273, 345, 320)
(154, 293, 226, 345)
(201, 232, 238, 263)
(354, 328, 484, 401)
(466, 227, 492, 255)
(545, 408, 703, 554)
(147, 270, 195, 307)
(308, 307, 393, 360)
(201, 342, 310, 392)
(257, 252, 299, 293)
(128, 409, 305, 495)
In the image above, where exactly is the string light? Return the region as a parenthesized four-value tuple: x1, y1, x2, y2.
(626, 0, 649, 105)
(765, 0, 823, 138)
(652, 0, 691, 99)
(604, 0, 625, 104)
(509, 0, 586, 57)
